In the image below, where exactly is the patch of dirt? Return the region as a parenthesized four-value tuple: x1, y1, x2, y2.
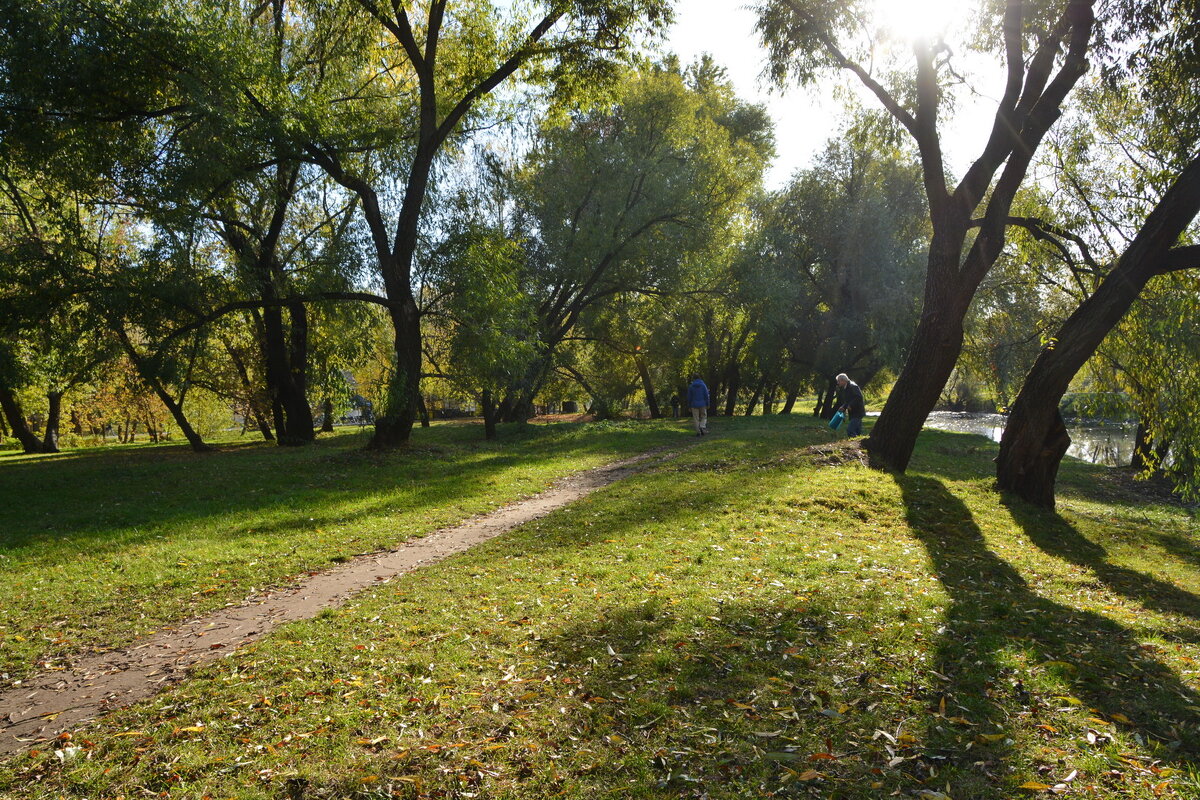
(0, 443, 691, 758)
(531, 412, 596, 424)
(800, 439, 870, 468)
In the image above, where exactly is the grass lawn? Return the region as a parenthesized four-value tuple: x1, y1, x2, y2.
(0, 420, 684, 685)
(3, 415, 1200, 799)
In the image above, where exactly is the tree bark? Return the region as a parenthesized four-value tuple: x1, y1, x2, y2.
(997, 154, 1200, 507)
(745, 379, 763, 416)
(369, 298, 421, 448)
(0, 381, 46, 453)
(635, 355, 660, 419)
(722, 362, 740, 417)
(780, 385, 799, 415)
(42, 391, 62, 453)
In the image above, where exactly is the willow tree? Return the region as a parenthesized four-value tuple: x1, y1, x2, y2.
(756, 0, 1097, 471)
(287, 0, 673, 447)
(499, 59, 773, 418)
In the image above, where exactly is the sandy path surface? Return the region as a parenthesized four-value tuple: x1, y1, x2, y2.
(0, 444, 685, 757)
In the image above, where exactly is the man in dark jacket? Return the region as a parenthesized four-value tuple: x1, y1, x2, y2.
(835, 373, 866, 437)
(687, 376, 709, 436)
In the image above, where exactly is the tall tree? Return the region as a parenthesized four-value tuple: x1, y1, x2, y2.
(500, 59, 773, 417)
(995, 3, 1200, 507)
(756, 0, 1097, 470)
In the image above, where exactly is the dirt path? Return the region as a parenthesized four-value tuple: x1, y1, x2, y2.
(0, 444, 687, 757)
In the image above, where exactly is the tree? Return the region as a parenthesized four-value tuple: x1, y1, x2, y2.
(288, 0, 673, 447)
(500, 59, 773, 417)
(756, 0, 1097, 470)
(993, 0, 1200, 507)
(736, 120, 927, 417)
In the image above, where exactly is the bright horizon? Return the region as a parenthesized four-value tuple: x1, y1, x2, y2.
(664, 0, 998, 188)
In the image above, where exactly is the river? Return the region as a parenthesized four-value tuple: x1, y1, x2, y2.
(920, 411, 1137, 467)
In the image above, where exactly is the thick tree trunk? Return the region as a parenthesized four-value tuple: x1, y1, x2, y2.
(998, 154, 1200, 507)
(762, 385, 775, 416)
(370, 298, 421, 448)
(284, 301, 314, 442)
(482, 389, 498, 441)
(866, 276, 972, 471)
(70, 408, 84, 436)
(0, 382, 46, 453)
(42, 391, 63, 453)
(635, 356, 660, 419)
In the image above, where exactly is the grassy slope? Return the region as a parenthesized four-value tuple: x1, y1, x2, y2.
(3, 416, 1200, 799)
(0, 421, 683, 684)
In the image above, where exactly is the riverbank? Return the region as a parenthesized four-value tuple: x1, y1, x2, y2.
(2, 417, 1199, 799)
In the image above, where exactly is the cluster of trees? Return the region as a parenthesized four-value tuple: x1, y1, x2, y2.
(2, 0, 1198, 509)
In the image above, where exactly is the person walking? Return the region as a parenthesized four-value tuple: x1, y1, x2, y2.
(687, 375, 710, 436)
(835, 373, 866, 437)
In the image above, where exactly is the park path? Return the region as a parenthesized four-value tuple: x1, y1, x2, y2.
(0, 443, 688, 757)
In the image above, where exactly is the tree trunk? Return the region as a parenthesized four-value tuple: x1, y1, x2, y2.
(482, 389, 498, 441)
(283, 300, 314, 442)
(865, 274, 973, 471)
(369, 298, 421, 448)
(0, 381, 46, 453)
(780, 385, 799, 415)
(635, 355, 660, 419)
(70, 407, 84, 436)
(762, 384, 775, 416)
(116, 328, 211, 452)
(321, 397, 335, 432)
(418, 393, 431, 428)
(722, 363, 740, 417)
(998, 154, 1200, 507)
(744, 379, 763, 416)
(42, 391, 63, 453)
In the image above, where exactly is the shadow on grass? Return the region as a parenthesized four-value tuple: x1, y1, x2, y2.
(1004, 497, 1200, 622)
(898, 474, 1200, 789)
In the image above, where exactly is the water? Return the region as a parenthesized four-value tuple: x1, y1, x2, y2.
(921, 411, 1137, 467)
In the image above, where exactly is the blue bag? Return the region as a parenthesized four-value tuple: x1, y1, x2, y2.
(829, 410, 845, 431)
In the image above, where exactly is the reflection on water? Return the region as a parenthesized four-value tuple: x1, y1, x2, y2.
(922, 411, 1137, 467)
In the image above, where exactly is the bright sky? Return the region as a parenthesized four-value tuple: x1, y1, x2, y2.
(664, 0, 998, 188)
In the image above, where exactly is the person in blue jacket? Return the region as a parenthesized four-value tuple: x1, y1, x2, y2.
(687, 375, 710, 436)
(835, 372, 866, 437)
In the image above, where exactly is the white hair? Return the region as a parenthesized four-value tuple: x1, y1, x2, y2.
(835, 373, 849, 383)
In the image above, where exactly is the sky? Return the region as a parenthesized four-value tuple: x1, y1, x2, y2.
(664, 0, 1001, 188)
(664, 1, 833, 186)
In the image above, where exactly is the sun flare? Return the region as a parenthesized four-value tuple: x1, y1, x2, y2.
(873, 0, 965, 43)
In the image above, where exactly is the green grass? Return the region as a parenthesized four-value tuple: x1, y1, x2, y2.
(0, 420, 684, 684)
(3, 416, 1200, 799)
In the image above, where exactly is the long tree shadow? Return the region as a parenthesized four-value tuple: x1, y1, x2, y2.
(898, 475, 1200, 785)
(1004, 497, 1200, 622)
